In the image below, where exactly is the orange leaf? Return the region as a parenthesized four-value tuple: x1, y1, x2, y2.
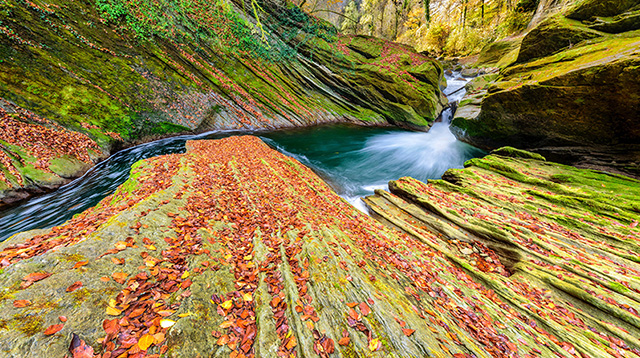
(346, 302, 358, 308)
(217, 334, 229, 346)
(359, 302, 371, 316)
(103, 319, 119, 335)
(66, 281, 83, 292)
(72, 260, 89, 269)
(13, 299, 31, 308)
(402, 328, 415, 337)
(138, 334, 154, 350)
(112, 272, 128, 284)
(23, 272, 51, 282)
(285, 335, 297, 350)
(44, 323, 64, 336)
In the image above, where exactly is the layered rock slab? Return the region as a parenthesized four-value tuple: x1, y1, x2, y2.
(2, 137, 639, 358)
(366, 147, 640, 358)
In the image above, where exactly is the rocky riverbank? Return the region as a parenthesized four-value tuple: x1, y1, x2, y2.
(0, 0, 446, 206)
(1, 137, 638, 357)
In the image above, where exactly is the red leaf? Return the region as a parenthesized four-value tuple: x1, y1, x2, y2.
(44, 323, 64, 336)
(69, 333, 94, 358)
(66, 281, 83, 292)
(402, 328, 415, 337)
(359, 302, 371, 316)
(23, 272, 51, 282)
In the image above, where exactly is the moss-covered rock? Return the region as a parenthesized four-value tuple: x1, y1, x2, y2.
(476, 37, 522, 68)
(4, 137, 639, 357)
(366, 149, 640, 358)
(452, 1, 640, 175)
(516, 16, 602, 63)
(566, 0, 640, 21)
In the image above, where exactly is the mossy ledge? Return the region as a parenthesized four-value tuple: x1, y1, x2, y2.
(366, 147, 640, 358)
(0, 138, 639, 357)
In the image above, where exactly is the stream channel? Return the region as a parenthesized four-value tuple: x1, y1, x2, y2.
(0, 73, 483, 241)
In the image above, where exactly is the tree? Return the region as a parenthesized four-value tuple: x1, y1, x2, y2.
(341, 0, 360, 34)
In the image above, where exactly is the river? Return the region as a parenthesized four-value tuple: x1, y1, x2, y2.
(0, 72, 482, 241)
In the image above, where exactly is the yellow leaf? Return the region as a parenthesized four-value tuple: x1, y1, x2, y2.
(220, 300, 233, 310)
(244, 255, 252, 261)
(178, 312, 193, 318)
(108, 299, 117, 308)
(144, 244, 156, 251)
(138, 334, 154, 350)
(369, 338, 380, 351)
(181, 271, 190, 279)
(114, 241, 127, 250)
(160, 319, 176, 328)
(243, 292, 253, 302)
(106, 306, 122, 316)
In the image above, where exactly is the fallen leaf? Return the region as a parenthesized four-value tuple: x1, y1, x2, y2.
(72, 260, 89, 269)
(359, 302, 371, 316)
(402, 328, 415, 337)
(138, 334, 154, 350)
(217, 334, 229, 346)
(66, 281, 83, 292)
(44, 323, 64, 336)
(106, 307, 122, 316)
(69, 333, 94, 358)
(160, 319, 176, 328)
(368, 338, 381, 351)
(220, 300, 233, 310)
(13, 299, 31, 308)
(23, 272, 51, 282)
(112, 272, 128, 284)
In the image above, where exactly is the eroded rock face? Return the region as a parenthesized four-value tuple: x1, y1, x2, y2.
(0, 0, 445, 204)
(1, 137, 639, 358)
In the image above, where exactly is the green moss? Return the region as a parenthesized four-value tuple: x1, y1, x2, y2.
(609, 282, 630, 294)
(69, 288, 91, 303)
(491, 146, 546, 161)
(58, 252, 87, 263)
(14, 314, 44, 337)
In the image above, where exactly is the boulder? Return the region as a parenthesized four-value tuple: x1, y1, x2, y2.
(516, 16, 602, 63)
(566, 0, 640, 20)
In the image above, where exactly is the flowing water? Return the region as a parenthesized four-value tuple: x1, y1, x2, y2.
(0, 72, 482, 241)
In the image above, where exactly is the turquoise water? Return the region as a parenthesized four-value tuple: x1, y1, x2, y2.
(0, 72, 482, 241)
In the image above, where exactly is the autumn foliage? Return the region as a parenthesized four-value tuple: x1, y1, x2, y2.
(2, 137, 639, 358)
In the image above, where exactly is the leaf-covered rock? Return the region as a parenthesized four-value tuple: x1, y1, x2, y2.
(1, 138, 639, 357)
